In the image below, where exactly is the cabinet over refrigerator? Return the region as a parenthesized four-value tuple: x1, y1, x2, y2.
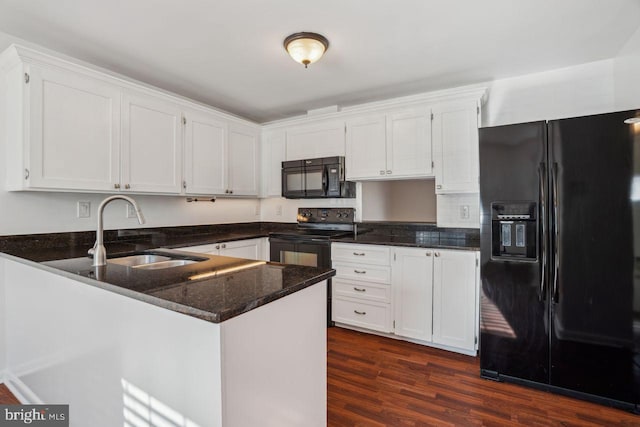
(479, 110, 640, 412)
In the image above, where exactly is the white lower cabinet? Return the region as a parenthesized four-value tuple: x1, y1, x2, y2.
(331, 244, 393, 333)
(176, 238, 266, 260)
(432, 249, 478, 350)
(332, 243, 479, 354)
(392, 247, 434, 342)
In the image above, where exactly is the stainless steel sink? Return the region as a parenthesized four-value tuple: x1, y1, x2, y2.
(107, 251, 207, 270)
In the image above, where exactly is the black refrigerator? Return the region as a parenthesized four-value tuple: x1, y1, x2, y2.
(479, 110, 640, 412)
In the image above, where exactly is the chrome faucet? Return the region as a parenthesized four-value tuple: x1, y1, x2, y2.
(89, 195, 145, 267)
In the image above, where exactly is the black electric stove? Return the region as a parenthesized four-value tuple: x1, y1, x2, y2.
(269, 208, 355, 326)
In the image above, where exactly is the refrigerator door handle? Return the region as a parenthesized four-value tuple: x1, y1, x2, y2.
(552, 162, 559, 303)
(539, 163, 546, 301)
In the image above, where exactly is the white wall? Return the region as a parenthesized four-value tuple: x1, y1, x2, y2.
(360, 180, 437, 222)
(482, 58, 616, 127)
(614, 25, 640, 110)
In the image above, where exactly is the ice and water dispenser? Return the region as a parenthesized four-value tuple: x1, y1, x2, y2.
(491, 202, 537, 261)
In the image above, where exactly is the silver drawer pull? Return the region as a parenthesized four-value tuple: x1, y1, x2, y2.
(353, 287, 366, 292)
(354, 310, 366, 315)
(353, 252, 365, 256)
(354, 270, 366, 274)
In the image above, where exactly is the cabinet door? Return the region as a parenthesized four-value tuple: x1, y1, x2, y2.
(220, 239, 261, 260)
(28, 65, 121, 191)
(392, 247, 434, 341)
(286, 121, 345, 160)
(432, 101, 479, 193)
(345, 115, 387, 179)
(184, 110, 227, 195)
(228, 123, 259, 196)
(261, 130, 286, 197)
(432, 250, 477, 351)
(121, 90, 183, 193)
(386, 107, 433, 178)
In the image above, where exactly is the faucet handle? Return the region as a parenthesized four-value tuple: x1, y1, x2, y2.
(88, 243, 96, 256)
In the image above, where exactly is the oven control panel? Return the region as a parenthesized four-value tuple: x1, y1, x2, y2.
(297, 208, 355, 223)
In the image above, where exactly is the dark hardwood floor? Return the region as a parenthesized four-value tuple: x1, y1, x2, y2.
(1, 328, 637, 426)
(328, 327, 639, 427)
(0, 384, 19, 404)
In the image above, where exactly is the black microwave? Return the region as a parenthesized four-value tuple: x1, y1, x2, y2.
(282, 156, 356, 199)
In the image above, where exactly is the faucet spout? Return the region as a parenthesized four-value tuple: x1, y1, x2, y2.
(90, 195, 145, 267)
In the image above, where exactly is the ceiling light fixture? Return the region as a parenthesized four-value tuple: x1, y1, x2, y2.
(283, 32, 329, 68)
(624, 117, 640, 124)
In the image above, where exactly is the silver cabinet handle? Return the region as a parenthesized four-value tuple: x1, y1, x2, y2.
(125, 184, 130, 189)
(434, 252, 440, 257)
(229, 190, 233, 194)
(221, 243, 226, 249)
(386, 170, 392, 174)
(354, 270, 366, 274)
(436, 184, 442, 189)
(426, 252, 432, 256)
(114, 183, 120, 189)
(215, 244, 220, 250)
(379, 170, 385, 175)
(352, 252, 365, 256)
(354, 310, 366, 315)
(353, 287, 366, 292)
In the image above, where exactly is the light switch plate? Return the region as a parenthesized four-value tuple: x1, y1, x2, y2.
(460, 205, 470, 219)
(77, 201, 91, 218)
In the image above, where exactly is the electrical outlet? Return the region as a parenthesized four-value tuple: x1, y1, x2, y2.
(276, 205, 283, 216)
(77, 201, 90, 218)
(460, 205, 470, 219)
(126, 204, 137, 219)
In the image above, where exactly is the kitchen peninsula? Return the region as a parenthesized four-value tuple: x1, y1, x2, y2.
(0, 226, 332, 427)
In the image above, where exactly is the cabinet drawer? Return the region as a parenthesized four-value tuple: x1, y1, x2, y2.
(332, 278, 391, 303)
(333, 262, 391, 284)
(331, 243, 390, 265)
(332, 297, 392, 333)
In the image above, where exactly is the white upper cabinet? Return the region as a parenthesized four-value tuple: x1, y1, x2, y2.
(345, 115, 387, 179)
(345, 107, 433, 180)
(183, 109, 227, 195)
(285, 120, 345, 160)
(432, 250, 478, 351)
(121, 90, 183, 194)
(5, 62, 121, 192)
(261, 129, 286, 197)
(386, 107, 433, 178)
(228, 123, 259, 196)
(1, 45, 260, 197)
(432, 100, 480, 193)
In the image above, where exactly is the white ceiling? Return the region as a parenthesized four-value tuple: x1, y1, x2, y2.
(0, 0, 638, 123)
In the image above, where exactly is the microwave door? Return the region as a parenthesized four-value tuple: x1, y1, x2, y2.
(282, 166, 305, 198)
(305, 165, 325, 197)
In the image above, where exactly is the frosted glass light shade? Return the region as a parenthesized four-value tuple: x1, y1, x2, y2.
(284, 32, 329, 68)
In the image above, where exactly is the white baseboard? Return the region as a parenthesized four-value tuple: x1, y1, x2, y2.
(2, 371, 42, 404)
(333, 323, 478, 357)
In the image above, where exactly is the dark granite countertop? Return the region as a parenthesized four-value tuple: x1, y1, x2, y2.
(339, 223, 480, 251)
(0, 221, 477, 324)
(0, 222, 295, 262)
(335, 233, 480, 251)
(0, 222, 334, 324)
(38, 248, 333, 323)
